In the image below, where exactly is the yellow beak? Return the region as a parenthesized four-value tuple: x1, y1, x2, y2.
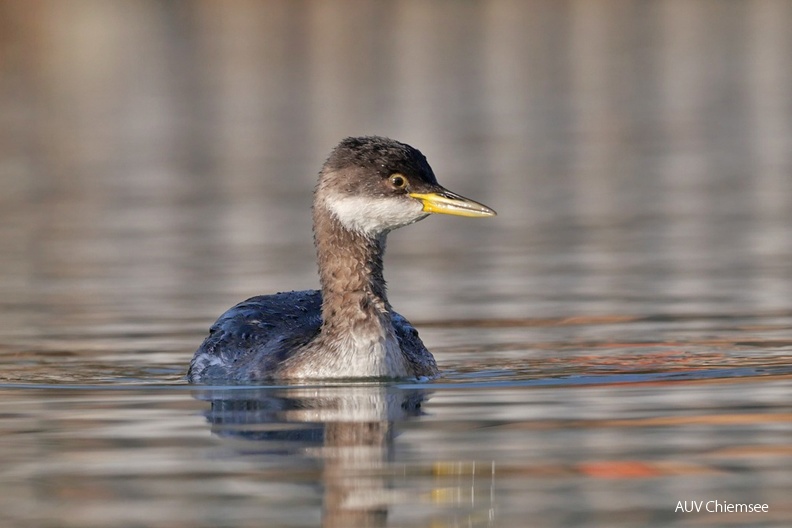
(409, 189, 497, 218)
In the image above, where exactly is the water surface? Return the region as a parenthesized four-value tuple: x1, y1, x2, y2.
(1, 1, 792, 527)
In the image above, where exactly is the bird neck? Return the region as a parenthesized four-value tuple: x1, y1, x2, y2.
(313, 205, 391, 329)
(303, 200, 410, 380)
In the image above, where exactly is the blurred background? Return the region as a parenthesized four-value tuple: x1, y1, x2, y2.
(1, 2, 792, 527)
(1, 0, 791, 332)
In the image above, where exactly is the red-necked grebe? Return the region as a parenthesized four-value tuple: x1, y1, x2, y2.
(187, 136, 496, 382)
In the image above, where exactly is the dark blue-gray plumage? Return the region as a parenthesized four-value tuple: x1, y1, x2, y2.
(189, 290, 434, 381)
(188, 137, 495, 383)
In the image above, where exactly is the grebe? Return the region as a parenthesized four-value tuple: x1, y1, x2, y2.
(188, 136, 495, 382)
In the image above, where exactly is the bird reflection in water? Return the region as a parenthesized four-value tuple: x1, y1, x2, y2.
(193, 385, 428, 527)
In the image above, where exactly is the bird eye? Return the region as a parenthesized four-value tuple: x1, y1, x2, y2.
(390, 174, 408, 189)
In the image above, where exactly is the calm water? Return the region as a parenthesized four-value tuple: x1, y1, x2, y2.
(1, 1, 792, 527)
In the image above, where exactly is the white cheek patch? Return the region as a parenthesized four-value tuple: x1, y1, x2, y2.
(324, 193, 428, 236)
